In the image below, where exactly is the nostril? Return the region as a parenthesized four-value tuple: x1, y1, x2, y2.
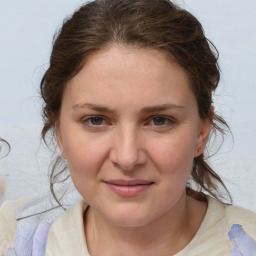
(110, 150, 147, 171)
(109, 133, 147, 170)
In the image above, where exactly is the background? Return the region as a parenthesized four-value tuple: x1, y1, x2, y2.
(0, 0, 255, 210)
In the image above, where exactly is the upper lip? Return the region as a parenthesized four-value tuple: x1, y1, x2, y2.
(104, 180, 154, 186)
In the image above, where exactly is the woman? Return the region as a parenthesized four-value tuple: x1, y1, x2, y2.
(0, 0, 255, 255)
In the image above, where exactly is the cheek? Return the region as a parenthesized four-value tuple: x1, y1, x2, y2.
(149, 133, 196, 176)
(64, 140, 106, 198)
(62, 132, 109, 180)
(149, 138, 195, 204)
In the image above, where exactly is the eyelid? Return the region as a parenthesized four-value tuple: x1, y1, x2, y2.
(80, 115, 176, 128)
(146, 115, 177, 126)
(82, 115, 110, 127)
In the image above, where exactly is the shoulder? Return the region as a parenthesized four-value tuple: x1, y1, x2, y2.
(200, 197, 256, 255)
(45, 200, 90, 256)
(206, 197, 256, 235)
(182, 197, 256, 255)
(0, 197, 30, 255)
(0, 190, 82, 256)
(225, 203, 256, 238)
(224, 203, 256, 255)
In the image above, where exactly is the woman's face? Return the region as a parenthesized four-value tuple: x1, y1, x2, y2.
(57, 46, 211, 227)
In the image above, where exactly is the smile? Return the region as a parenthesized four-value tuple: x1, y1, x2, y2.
(103, 180, 154, 197)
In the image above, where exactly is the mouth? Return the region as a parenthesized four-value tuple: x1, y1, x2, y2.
(103, 180, 154, 197)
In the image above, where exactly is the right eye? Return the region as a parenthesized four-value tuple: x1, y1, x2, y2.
(82, 116, 107, 127)
(88, 116, 104, 126)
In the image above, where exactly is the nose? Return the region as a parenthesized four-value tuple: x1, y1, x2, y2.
(109, 127, 147, 171)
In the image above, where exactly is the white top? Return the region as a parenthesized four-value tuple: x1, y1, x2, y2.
(0, 196, 256, 256)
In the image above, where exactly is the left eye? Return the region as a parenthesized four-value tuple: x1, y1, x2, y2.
(149, 116, 175, 126)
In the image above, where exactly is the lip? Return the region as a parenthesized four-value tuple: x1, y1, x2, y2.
(103, 180, 154, 197)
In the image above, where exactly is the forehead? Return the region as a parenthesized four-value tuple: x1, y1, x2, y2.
(63, 45, 196, 111)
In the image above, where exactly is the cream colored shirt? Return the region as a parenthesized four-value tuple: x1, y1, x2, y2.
(0, 196, 256, 256)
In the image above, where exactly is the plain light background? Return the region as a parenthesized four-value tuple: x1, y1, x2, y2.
(0, 0, 256, 210)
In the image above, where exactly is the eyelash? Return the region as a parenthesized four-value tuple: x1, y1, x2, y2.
(81, 115, 176, 128)
(82, 116, 107, 127)
(148, 116, 176, 127)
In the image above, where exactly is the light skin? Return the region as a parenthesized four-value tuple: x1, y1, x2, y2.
(0, 177, 4, 196)
(57, 45, 211, 255)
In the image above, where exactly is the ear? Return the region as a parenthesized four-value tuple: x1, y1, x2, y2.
(55, 121, 67, 159)
(194, 106, 213, 157)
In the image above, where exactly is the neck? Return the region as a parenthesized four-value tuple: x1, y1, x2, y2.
(84, 195, 207, 256)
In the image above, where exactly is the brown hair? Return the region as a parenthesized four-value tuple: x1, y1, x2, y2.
(41, 0, 232, 205)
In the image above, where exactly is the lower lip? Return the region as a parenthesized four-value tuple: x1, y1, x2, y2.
(105, 183, 153, 197)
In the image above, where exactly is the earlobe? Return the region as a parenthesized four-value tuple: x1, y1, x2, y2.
(194, 117, 212, 157)
(55, 122, 67, 159)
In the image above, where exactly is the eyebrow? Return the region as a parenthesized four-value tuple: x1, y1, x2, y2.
(72, 102, 184, 114)
(140, 104, 185, 114)
(72, 103, 117, 114)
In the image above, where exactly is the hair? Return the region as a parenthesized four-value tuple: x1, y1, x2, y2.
(40, 0, 232, 205)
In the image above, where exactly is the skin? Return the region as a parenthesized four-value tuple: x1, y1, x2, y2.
(57, 45, 211, 255)
(0, 177, 4, 197)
